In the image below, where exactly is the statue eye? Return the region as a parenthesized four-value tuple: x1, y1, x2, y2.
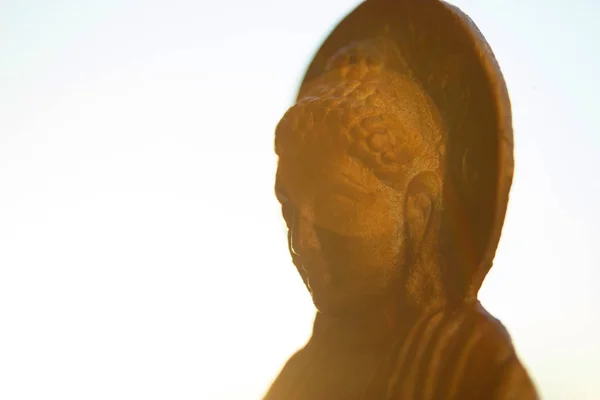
(315, 225, 360, 251)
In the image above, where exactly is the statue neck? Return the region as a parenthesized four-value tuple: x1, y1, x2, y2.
(311, 258, 447, 349)
(311, 290, 439, 350)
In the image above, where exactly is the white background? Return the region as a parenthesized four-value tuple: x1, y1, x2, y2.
(1, 0, 599, 398)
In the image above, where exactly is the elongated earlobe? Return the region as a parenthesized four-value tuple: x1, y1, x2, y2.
(405, 171, 441, 253)
(406, 191, 432, 252)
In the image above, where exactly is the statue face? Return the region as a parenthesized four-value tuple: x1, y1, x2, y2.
(276, 150, 406, 314)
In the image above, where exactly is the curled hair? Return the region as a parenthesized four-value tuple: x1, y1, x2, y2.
(275, 37, 446, 195)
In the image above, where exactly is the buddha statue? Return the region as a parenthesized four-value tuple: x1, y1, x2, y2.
(264, 1, 538, 399)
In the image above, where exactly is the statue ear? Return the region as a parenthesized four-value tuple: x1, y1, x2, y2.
(405, 171, 440, 252)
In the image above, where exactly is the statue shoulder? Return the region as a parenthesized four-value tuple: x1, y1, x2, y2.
(441, 304, 539, 399)
(262, 345, 312, 400)
(488, 355, 540, 400)
(467, 306, 539, 398)
(383, 304, 537, 399)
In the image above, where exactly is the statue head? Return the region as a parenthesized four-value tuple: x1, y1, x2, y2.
(274, 1, 514, 317)
(275, 38, 448, 314)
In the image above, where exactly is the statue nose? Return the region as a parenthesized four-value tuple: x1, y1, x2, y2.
(290, 212, 320, 258)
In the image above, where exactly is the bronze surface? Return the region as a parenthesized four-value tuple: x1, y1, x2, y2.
(265, 1, 538, 398)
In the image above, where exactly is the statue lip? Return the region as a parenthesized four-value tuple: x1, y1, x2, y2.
(306, 273, 333, 291)
(299, 259, 335, 287)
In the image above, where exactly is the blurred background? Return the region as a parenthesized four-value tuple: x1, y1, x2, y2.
(0, 0, 598, 398)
